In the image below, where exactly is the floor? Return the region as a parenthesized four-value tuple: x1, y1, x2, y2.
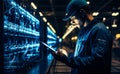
(111, 57, 120, 74)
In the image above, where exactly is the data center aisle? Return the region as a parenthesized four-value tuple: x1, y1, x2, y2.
(48, 60, 71, 74)
(111, 58, 120, 74)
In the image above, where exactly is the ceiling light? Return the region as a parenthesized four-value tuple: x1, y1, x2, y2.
(112, 19, 117, 28)
(47, 22, 56, 33)
(71, 36, 78, 41)
(106, 26, 109, 29)
(47, 22, 50, 26)
(33, 12, 35, 15)
(112, 24, 117, 27)
(112, 12, 119, 16)
(116, 34, 120, 39)
(31, 2, 37, 9)
(39, 12, 43, 16)
(103, 17, 106, 22)
(87, 1, 90, 4)
(92, 12, 99, 16)
(43, 17, 47, 22)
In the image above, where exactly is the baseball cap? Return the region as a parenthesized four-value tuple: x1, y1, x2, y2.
(63, 0, 87, 21)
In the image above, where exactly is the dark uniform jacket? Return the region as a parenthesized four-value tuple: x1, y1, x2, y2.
(55, 18, 113, 74)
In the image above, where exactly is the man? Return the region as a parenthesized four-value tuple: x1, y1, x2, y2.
(51, 0, 113, 74)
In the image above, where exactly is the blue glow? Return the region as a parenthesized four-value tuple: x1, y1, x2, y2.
(9, 44, 39, 50)
(47, 27, 57, 37)
(47, 40, 56, 44)
(46, 25, 59, 67)
(4, 0, 41, 72)
(59, 38, 62, 43)
(47, 26, 58, 48)
(47, 34, 57, 40)
(47, 54, 54, 66)
(11, 1, 16, 6)
(10, 1, 39, 24)
(4, 19, 40, 36)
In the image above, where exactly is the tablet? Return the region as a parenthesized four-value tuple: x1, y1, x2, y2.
(40, 41, 57, 53)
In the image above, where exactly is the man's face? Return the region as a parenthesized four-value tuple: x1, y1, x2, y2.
(70, 16, 84, 28)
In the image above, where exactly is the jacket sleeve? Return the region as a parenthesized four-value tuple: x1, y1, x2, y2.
(61, 25, 113, 69)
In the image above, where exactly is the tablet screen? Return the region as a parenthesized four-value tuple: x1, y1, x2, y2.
(41, 41, 57, 53)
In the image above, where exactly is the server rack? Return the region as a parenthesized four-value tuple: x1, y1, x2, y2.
(3, 0, 42, 73)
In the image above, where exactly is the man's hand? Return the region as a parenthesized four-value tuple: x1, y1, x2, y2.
(51, 49, 68, 62)
(58, 49, 68, 57)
